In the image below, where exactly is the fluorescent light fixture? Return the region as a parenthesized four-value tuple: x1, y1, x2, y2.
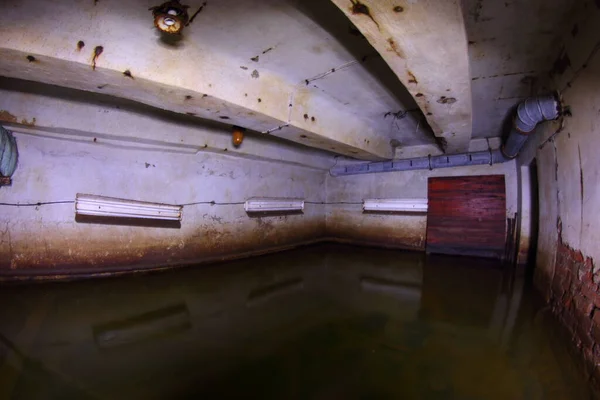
(363, 198, 428, 213)
(76, 194, 182, 221)
(244, 198, 304, 213)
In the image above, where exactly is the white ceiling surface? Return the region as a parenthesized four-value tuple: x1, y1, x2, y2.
(0, 0, 577, 158)
(201, 0, 434, 144)
(464, 0, 576, 139)
(0, 0, 436, 156)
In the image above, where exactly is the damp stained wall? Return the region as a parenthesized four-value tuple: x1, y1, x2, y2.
(0, 77, 522, 276)
(325, 160, 519, 251)
(516, 0, 600, 381)
(0, 132, 327, 276)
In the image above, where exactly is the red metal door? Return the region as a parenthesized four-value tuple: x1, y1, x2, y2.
(426, 175, 506, 259)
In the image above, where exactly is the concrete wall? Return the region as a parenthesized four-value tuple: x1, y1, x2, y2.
(325, 161, 519, 251)
(517, 2, 600, 382)
(0, 133, 326, 278)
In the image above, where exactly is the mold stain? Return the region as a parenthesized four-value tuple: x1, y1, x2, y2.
(350, 0, 379, 29)
(77, 41, 85, 51)
(97, 84, 108, 89)
(470, 0, 483, 22)
(262, 47, 274, 54)
(26, 55, 36, 62)
(393, 5, 404, 12)
(123, 69, 134, 79)
(437, 96, 457, 104)
(348, 24, 364, 38)
(251, 56, 259, 62)
(251, 70, 260, 79)
(91, 46, 104, 71)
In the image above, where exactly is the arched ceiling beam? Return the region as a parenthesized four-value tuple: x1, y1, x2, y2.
(330, 0, 473, 153)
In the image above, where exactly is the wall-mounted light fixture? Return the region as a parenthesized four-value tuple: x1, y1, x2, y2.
(232, 126, 246, 147)
(76, 194, 182, 221)
(244, 198, 304, 214)
(362, 199, 428, 213)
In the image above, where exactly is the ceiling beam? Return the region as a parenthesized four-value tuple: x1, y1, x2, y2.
(329, 0, 473, 153)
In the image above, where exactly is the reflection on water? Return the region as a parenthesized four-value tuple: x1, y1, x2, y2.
(0, 244, 594, 399)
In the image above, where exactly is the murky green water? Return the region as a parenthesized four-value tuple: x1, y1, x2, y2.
(0, 244, 594, 399)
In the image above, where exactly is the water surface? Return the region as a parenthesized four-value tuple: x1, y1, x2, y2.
(0, 244, 593, 399)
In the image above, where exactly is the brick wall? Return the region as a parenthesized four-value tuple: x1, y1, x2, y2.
(546, 218, 600, 384)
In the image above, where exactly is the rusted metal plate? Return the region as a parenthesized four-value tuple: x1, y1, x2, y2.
(426, 175, 506, 259)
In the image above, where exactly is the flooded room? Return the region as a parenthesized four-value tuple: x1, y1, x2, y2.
(0, 0, 599, 398)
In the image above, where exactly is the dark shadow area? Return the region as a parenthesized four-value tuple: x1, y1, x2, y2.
(93, 303, 191, 350)
(526, 159, 539, 285)
(155, 30, 186, 49)
(500, 103, 519, 145)
(247, 277, 304, 305)
(245, 210, 304, 218)
(363, 210, 427, 217)
(75, 214, 181, 229)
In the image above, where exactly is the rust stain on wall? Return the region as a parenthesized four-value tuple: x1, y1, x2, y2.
(91, 46, 104, 71)
(350, 0, 380, 29)
(0, 111, 36, 126)
(0, 219, 326, 280)
(0, 110, 17, 123)
(387, 38, 405, 59)
(407, 70, 418, 84)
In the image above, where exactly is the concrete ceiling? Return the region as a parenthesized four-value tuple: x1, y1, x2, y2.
(0, 0, 576, 162)
(464, 0, 576, 139)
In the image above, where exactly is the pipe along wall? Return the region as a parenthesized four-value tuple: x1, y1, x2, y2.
(330, 94, 561, 177)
